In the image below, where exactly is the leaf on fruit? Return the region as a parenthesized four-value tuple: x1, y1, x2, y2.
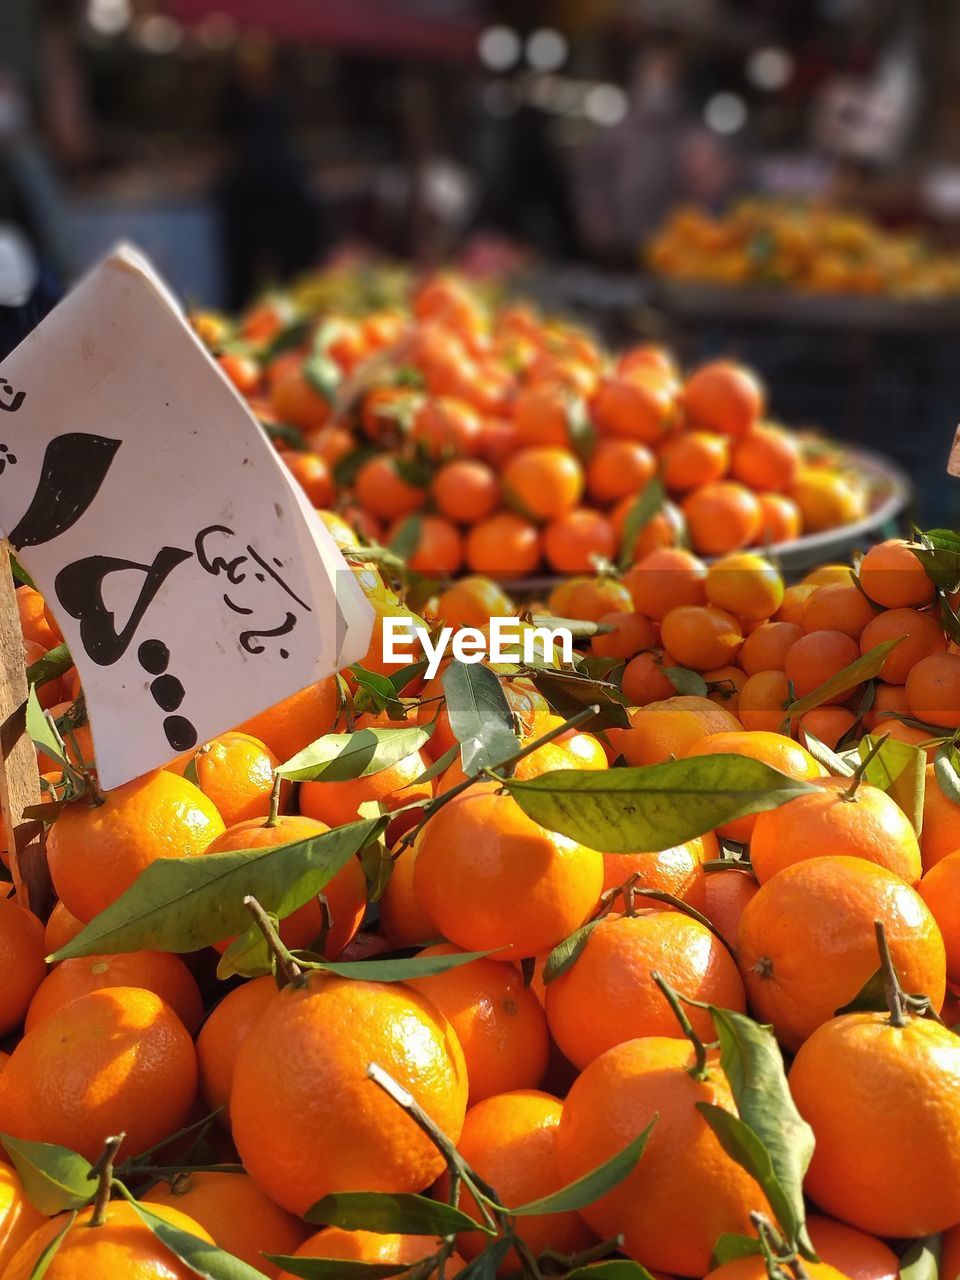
(544, 919, 603, 984)
(711, 1236, 764, 1266)
(10, 554, 35, 589)
(784, 639, 902, 717)
(127, 1197, 270, 1278)
(618, 477, 665, 570)
(48, 817, 386, 961)
(1, 1136, 94, 1215)
(502, 755, 817, 853)
(900, 1235, 941, 1280)
(442, 660, 520, 775)
(277, 726, 433, 783)
(348, 666, 405, 718)
(360, 839, 393, 903)
(934, 742, 960, 807)
(387, 515, 423, 563)
(302, 352, 341, 405)
(857, 733, 926, 835)
(500, 1122, 655, 1216)
(703, 1007, 814, 1254)
(25, 642, 72, 689)
(798, 731, 854, 778)
(910, 530, 960, 593)
(25, 687, 67, 768)
(664, 667, 708, 698)
(447, 1242, 513, 1279)
(307, 948, 491, 982)
(263, 1259, 409, 1279)
(27, 1210, 76, 1280)
(305, 1191, 489, 1236)
(834, 968, 887, 1016)
(531, 669, 631, 730)
(566, 394, 597, 462)
(412, 743, 460, 785)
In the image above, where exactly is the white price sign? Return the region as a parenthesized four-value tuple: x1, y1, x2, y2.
(0, 245, 373, 789)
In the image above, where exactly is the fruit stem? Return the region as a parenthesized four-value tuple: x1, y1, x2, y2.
(43, 710, 90, 803)
(874, 919, 908, 1028)
(397, 704, 601, 851)
(265, 773, 283, 828)
(243, 894, 307, 988)
(844, 733, 889, 801)
(652, 971, 708, 1080)
(88, 1133, 125, 1227)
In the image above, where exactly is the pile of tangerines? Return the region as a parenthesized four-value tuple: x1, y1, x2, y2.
(5, 512, 960, 1280)
(197, 273, 870, 578)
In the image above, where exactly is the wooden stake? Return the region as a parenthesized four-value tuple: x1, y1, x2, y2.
(0, 542, 51, 915)
(948, 425, 960, 477)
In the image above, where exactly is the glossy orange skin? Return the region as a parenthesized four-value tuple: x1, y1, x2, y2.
(205, 815, 367, 960)
(919, 851, 960, 985)
(390, 513, 464, 575)
(26, 950, 203, 1033)
(660, 430, 730, 492)
(411, 395, 482, 459)
(0, 899, 46, 1034)
(730, 423, 800, 491)
(784, 628, 861, 703)
(436, 576, 513, 629)
(234, 676, 339, 764)
(15, 585, 60, 649)
(682, 360, 764, 438)
(920, 764, 960, 870)
(547, 575, 633, 623)
(905, 652, 960, 729)
(442, 1091, 594, 1274)
(790, 1013, 960, 1236)
(545, 910, 745, 1069)
(660, 604, 743, 671)
(407, 945, 549, 1105)
(859, 607, 946, 684)
(542, 508, 616, 573)
(590, 610, 658, 660)
(615, 696, 743, 767)
(859, 538, 935, 609)
(601, 833, 718, 905)
(172, 731, 287, 827)
(414, 788, 603, 959)
(805, 1214, 899, 1280)
(620, 650, 680, 706)
(281, 450, 335, 507)
(3, 1202, 213, 1280)
(790, 469, 866, 532)
(276, 1227, 465, 1279)
(798, 706, 857, 750)
(586, 438, 656, 504)
(704, 552, 783, 622)
(43, 901, 84, 956)
(557, 1037, 769, 1275)
(706, 1260, 848, 1280)
(750, 777, 922, 886)
(503, 445, 584, 521)
(682, 730, 825, 842)
(701, 866, 759, 949)
(231, 973, 468, 1215)
(942, 1223, 960, 1280)
(299, 749, 433, 830)
(466, 512, 541, 578)
(47, 770, 226, 923)
(355, 454, 427, 521)
(432, 459, 499, 524)
(683, 483, 762, 556)
(144, 1171, 309, 1276)
(738, 856, 946, 1052)
(378, 847, 436, 948)
(802, 583, 877, 639)
(0, 987, 197, 1161)
(197, 975, 277, 1126)
(736, 669, 791, 733)
(0, 1165, 45, 1272)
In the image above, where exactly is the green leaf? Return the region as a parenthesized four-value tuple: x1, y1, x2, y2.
(784, 639, 902, 717)
(531, 669, 631, 730)
(49, 817, 384, 962)
(618, 477, 665, 570)
(835, 968, 887, 1016)
(334, 445, 379, 487)
(303, 352, 341, 404)
(910, 532, 960, 592)
(307, 949, 491, 982)
(361, 840, 393, 903)
(349, 666, 405, 717)
(305, 1191, 488, 1236)
(27, 1210, 76, 1280)
(857, 733, 926, 835)
(566, 394, 597, 462)
(543, 919, 603, 984)
(452, 1241, 513, 1279)
(182, 753, 201, 789)
(711, 1235, 764, 1266)
(387, 515, 423, 564)
(259, 419, 307, 452)
(263, 1259, 408, 1279)
(442, 660, 519, 775)
(277, 726, 433, 783)
(934, 743, 960, 806)
(1, 1136, 94, 1215)
(901, 1235, 942, 1280)
(567, 1264, 656, 1280)
(413, 743, 460, 785)
(706, 1007, 814, 1252)
(10, 555, 36, 589)
(25, 687, 67, 767)
(504, 1122, 654, 1216)
(501, 755, 817, 853)
(664, 667, 709, 698)
(127, 1197, 270, 1278)
(798, 731, 854, 778)
(25, 642, 72, 689)
(940, 595, 960, 646)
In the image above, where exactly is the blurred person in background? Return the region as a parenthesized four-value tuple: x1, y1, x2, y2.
(575, 44, 739, 264)
(0, 0, 89, 357)
(217, 37, 325, 310)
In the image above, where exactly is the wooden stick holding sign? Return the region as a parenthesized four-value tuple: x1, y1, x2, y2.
(0, 243, 374, 797)
(948, 425, 960, 477)
(0, 544, 50, 914)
